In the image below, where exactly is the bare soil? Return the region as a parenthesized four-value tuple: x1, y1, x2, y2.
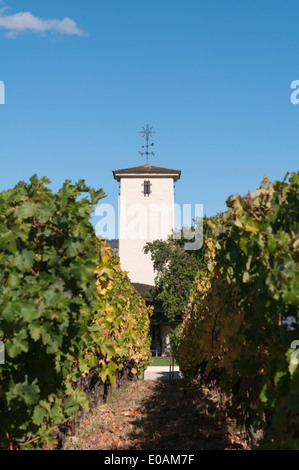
(64, 378, 248, 451)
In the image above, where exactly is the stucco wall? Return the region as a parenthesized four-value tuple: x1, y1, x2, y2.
(119, 177, 175, 285)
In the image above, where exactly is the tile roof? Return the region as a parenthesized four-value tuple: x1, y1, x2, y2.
(113, 164, 181, 182)
(132, 282, 154, 298)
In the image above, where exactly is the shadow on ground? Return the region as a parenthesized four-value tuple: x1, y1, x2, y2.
(126, 378, 246, 450)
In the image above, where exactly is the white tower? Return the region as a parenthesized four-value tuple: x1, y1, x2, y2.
(113, 126, 181, 287)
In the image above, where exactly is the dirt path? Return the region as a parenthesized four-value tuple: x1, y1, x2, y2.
(65, 379, 248, 451)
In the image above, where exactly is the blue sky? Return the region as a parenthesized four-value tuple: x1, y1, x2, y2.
(0, 0, 298, 233)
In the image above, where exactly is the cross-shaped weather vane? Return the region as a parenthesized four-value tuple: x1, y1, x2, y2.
(138, 123, 157, 164)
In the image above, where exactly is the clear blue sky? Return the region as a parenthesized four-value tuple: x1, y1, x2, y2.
(0, 0, 298, 233)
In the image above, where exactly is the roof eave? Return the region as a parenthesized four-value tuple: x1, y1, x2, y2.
(113, 171, 181, 182)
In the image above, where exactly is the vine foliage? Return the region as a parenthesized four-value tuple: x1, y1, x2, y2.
(0, 175, 151, 449)
(172, 172, 299, 448)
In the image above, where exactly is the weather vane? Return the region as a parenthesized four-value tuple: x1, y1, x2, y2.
(138, 123, 157, 164)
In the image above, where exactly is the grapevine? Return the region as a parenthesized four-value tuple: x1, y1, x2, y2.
(0, 176, 151, 449)
(172, 172, 299, 449)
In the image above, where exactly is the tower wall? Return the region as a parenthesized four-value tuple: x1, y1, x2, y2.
(119, 177, 175, 285)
